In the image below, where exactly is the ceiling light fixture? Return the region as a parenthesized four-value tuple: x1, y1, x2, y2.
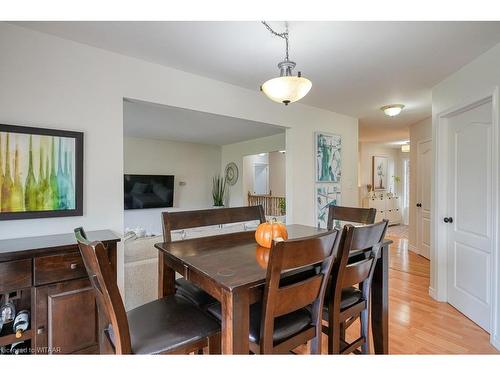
(260, 21, 312, 106)
(401, 143, 410, 153)
(381, 104, 405, 117)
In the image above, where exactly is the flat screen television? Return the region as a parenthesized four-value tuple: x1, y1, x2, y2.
(124, 174, 174, 210)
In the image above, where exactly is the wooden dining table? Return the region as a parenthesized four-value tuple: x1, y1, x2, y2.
(155, 224, 391, 354)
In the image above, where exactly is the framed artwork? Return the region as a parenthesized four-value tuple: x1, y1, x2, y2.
(316, 184, 341, 229)
(0, 124, 83, 220)
(372, 155, 388, 191)
(315, 132, 341, 183)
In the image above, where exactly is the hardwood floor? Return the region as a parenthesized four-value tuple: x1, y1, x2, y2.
(296, 224, 499, 354)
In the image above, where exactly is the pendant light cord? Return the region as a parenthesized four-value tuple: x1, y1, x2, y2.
(262, 21, 289, 61)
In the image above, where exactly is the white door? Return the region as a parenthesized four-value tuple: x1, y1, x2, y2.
(447, 99, 492, 332)
(417, 139, 432, 259)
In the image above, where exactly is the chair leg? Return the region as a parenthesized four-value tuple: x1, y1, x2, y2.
(208, 332, 221, 355)
(340, 321, 346, 342)
(360, 308, 369, 354)
(310, 326, 322, 354)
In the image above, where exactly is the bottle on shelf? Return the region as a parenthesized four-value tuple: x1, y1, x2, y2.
(10, 341, 30, 354)
(13, 310, 29, 338)
(0, 294, 16, 329)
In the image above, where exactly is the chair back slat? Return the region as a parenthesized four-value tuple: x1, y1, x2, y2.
(341, 258, 374, 288)
(162, 206, 266, 242)
(274, 274, 323, 316)
(327, 206, 376, 230)
(279, 234, 337, 270)
(259, 230, 340, 353)
(349, 224, 387, 252)
(74, 228, 131, 354)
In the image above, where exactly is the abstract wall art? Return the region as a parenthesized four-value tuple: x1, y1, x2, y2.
(0, 124, 83, 220)
(316, 183, 341, 229)
(372, 155, 388, 191)
(315, 132, 341, 183)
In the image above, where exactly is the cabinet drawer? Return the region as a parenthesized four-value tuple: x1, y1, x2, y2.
(0, 259, 32, 292)
(34, 252, 87, 286)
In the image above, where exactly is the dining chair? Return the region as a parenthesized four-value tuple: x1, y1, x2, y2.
(74, 227, 220, 354)
(322, 220, 388, 354)
(208, 230, 340, 354)
(161, 206, 266, 310)
(327, 205, 377, 230)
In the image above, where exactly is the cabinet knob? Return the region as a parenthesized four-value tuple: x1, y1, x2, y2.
(444, 217, 453, 224)
(416, 203, 422, 207)
(70, 263, 78, 270)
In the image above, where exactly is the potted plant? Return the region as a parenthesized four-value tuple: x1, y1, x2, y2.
(212, 175, 227, 207)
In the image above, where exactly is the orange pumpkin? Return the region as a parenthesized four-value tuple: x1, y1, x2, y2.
(255, 246, 271, 269)
(255, 219, 288, 248)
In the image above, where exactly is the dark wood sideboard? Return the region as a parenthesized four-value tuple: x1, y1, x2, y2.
(0, 230, 120, 354)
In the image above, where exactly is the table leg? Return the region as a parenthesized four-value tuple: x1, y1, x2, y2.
(221, 288, 250, 354)
(158, 252, 175, 298)
(371, 242, 389, 354)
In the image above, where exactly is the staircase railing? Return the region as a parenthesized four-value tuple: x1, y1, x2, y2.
(247, 192, 285, 217)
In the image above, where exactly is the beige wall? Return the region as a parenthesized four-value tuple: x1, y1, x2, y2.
(408, 117, 432, 250)
(123, 136, 222, 234)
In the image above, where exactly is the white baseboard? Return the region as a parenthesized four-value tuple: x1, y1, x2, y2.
(409, 244, 418, 254)
(492, 334, 500, 350)
(428, 286, 437, 300)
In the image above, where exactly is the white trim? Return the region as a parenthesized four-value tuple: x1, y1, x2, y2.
(408, 243, 419, 254)
(429, 286, 437, 300)
(432, 88, 499, 340)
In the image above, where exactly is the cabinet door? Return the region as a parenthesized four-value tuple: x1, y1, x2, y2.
(35, 278, 98, 354)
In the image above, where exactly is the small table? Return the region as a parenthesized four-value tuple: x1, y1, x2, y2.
(155, 224, 391, 354)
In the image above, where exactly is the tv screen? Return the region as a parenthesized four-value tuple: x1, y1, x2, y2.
(124, 174, 174, 210)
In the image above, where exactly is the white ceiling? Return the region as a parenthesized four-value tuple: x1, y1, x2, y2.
(123, 99, 285, 145)
(14, 21, 500, 142)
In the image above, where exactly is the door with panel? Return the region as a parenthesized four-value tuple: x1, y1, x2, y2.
(416, 139, 432, 259)
(447, 99, 492, 332)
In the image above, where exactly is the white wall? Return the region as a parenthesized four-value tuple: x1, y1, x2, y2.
(123, 136, 221, 235)
(408, 117, 432, 250)
(358, 142, 401, 200)
(432, 42, 500, 349)
(0, 23, 358, 290)
(222, 133, 285, 207)
(269, 151, 286, 197)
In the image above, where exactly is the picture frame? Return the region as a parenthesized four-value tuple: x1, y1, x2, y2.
(315, 131, 341, 183)
(315, 183, 341, 229)
(0, 123, 84, 221)
(372, 155, 388, 191)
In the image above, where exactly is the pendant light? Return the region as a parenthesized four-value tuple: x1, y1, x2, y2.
(260, 21, 312, 105)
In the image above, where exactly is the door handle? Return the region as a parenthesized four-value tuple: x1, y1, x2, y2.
(416, 203, 422, 207)
(443, 217, 453, 223)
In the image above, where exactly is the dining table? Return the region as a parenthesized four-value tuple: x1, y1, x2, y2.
(155, 224, 392, 354)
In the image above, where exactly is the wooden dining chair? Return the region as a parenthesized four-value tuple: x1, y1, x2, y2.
(207, 230, 340, 354)
(327, 205, 377, 230)
(74, 227, 220, 354)
(161, 206, 266, 310)
(322, 220, 388, 354)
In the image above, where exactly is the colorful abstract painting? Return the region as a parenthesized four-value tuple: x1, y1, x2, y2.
(0, 124, 83, 220)
(316, 184, 341, 229)
(315, 132, 341, 182)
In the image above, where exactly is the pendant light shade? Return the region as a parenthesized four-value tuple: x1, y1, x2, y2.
(261, 21, 311, 105)
(261, 75, 312, 105)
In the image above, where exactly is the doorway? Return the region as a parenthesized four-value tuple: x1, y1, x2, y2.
(416, 139, 432, 259)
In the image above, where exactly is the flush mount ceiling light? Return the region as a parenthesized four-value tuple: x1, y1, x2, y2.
(401, 143, 410, 153)
(260, 21, 312, 106)
(381, 104, 405, 117)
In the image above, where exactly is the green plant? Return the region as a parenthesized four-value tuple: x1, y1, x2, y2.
(278, 198, 286, 215)
(212, 175, 227, 206)
(392, 175, 401, 184)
